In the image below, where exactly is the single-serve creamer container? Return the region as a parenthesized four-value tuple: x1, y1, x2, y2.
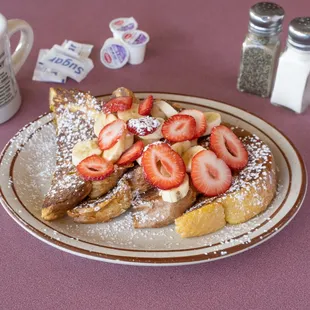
(0, 13, 33, 124)
(100, 38, 129, 69)
(121, 30, 150, 65)
(109, 17, 138, 40)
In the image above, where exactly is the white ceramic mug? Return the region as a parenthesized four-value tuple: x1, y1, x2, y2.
(0, 13, 33, 124)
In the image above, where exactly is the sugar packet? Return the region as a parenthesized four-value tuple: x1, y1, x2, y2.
(61, 40, 93, 58)
(40, 45, 94, 82)
(33, 49, 67, 83)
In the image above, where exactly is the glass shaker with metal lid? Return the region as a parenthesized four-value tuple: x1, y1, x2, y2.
(271, 17, 310, 113)
(237, 2, 285, 98)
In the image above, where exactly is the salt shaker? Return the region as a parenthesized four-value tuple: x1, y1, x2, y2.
(271, 17, 310, 113)
(237, 2, 285, 98)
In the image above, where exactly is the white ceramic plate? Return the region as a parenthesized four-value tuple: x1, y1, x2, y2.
(0, 93, 307, 266)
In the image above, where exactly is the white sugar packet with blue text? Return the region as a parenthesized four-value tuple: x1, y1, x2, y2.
(33, 49, 67, 83)
(40, 45, 94, 82)
(33, 41, 94, 83)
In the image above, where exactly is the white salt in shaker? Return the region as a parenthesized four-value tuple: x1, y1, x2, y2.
(271, 17, 310, 113)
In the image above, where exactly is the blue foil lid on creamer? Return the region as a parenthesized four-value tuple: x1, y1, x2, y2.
(122, 30, 150, 46)
(109, 17, 138, 38)
(100, 38, 129, 69)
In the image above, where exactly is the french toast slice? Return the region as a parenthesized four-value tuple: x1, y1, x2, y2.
(132, 186, 197, 228)
(42, 88, 136, 221)
(175, 126, 277, 238)
(67, 165, 151, 223)
(175, 202, 226, 238)
(67, 178, 132, 223)
(42, 88, 102, 221)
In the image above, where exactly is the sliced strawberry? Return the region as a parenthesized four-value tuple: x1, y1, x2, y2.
(117, 141, 144, 166)
(103, 96, 133, 114)
(127, 116, 160, 136)
(161, 115, 196, 142)
(179, 109, 207, 138)
(210, 125, 248, 170)
(77, 155, 114, 181)
(141, 143, 186, 190)
(191, 150, 232, 196)
(98, 119, 126, 150)
(139, 95, 153, 116)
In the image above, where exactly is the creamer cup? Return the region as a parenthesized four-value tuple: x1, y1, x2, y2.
(109, 17, 138, 40)
(121, 30, 150, 65)
(100, 38, 129, 69)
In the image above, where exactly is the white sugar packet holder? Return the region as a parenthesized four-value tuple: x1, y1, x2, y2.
(40, 45, 94, 82)
(33, 49, 67, 83)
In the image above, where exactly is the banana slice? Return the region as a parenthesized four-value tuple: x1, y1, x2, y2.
(155, 100, 178, 118)
(190, 139, 198, 146)
(94, 113, 117, 137)
(136, 156, 142, 166)
(112, 87, 135, 98)
(160, 174, 189, 203)
(117, 103, 140, 121)
(124, 133, 134, 151)
(151, 102, 166, 119)
(171, 141, 192, 156)
(139, 118, 165, 140)
(102, 134, 126, 163)
(140, 138, 158, 146)
(112, 87, 140, 104)
(182, 145, 206, 172)
(72, 139, 102, 166)
(203, 112, 221, 136)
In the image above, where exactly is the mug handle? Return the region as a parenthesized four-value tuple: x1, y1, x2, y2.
(7, 19, 34, 74)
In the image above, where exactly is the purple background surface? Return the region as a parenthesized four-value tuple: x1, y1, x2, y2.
(1, 1, 310, 309)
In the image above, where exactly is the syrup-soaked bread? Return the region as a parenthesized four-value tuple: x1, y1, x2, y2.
(175, 126, 277, 238)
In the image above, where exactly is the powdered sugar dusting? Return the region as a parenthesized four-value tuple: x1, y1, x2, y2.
(127, 116, 160, 136)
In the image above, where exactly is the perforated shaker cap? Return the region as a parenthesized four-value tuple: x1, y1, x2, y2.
(288, 17, 310, 51)
(249, 2, 285, 35)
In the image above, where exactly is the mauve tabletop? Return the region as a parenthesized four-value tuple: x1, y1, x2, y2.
(1, 0, 310, 309)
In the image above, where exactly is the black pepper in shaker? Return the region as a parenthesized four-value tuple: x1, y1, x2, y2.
(237, 2, 285, 98)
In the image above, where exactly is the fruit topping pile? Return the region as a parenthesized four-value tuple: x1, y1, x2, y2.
(72, 94, 249, 202)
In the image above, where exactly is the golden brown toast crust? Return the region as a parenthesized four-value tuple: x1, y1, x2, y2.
(42, 88, 102, 221)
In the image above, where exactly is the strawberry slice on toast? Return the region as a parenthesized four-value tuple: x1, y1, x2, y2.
(141, 143, 186, 190)
(103, 96, 133, 114)
(191, 150, 232, 196)
(139, 95, 153, 116)
(210, 125, 248, 170)
(161, 114, 196, 142)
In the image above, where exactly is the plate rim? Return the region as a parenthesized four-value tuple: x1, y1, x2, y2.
(0, 92, 308, 266)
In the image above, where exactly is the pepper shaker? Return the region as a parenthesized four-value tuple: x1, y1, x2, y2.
(271, 17, 310, 113)
(237, 2, 285, 98)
